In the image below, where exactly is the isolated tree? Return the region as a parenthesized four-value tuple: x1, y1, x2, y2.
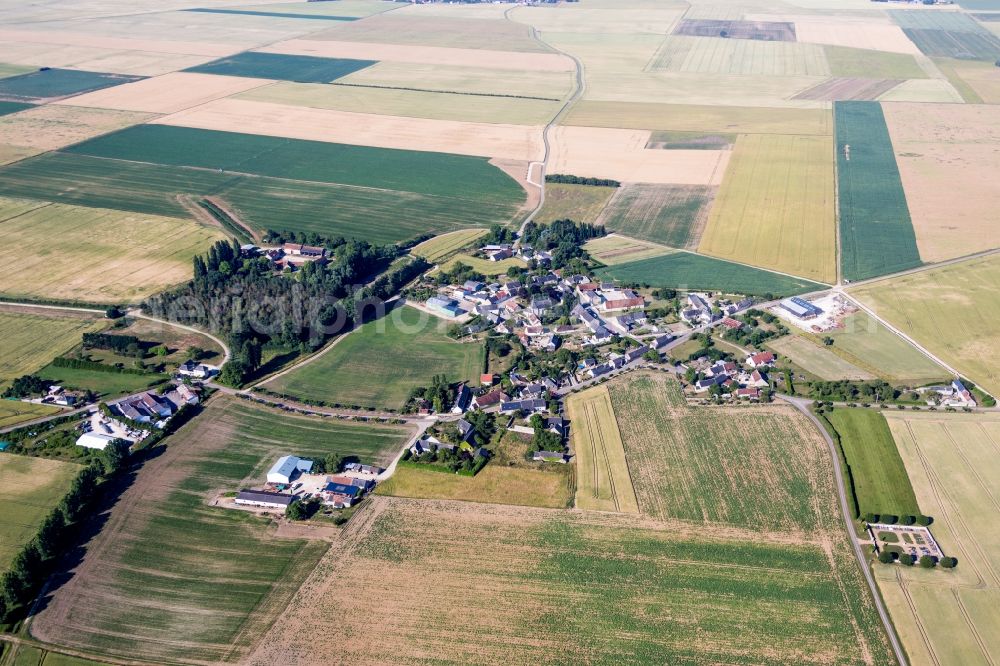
(878, 550, 894, 564)
(919, 555, 936, 569)
(940, 557, 958, 569)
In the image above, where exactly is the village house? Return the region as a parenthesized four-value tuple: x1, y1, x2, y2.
(178, 360, 218, 379)
(599, 289, 644, 312)
(746, 351, 776, 369)
(451, 383, 472, 414)
(473, 388, 508, 409)
(533, 450, 570, 463)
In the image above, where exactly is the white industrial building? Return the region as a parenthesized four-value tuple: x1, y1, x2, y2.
(266, 455, 314, 485)
(76, 432, 118, 450)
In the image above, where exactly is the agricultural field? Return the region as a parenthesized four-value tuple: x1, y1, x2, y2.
(186, 52, 376, 82)
(534, 183, 616, 225)
(0, 198, 225, 303)
(794, 20, 921, 55)
(824, 45, 927, 79)
(0, 454, 79, 573)
(410, 230, 488, 264)
(338, 61, 574, 99)
(0, 105, 153, 154)
(610, 373, 833, 532)
(826, 311, 949, 385)
(645, 130, 735, 150)
(934, 57, 1000, 103)
(825, 408, 921, 518)
(883, 102, 1000, 262)
(835, 101, 922, 282)
(549, 126, 729, 185)
(563, 101, 833, 136)
(0, 101, 30, 116)
(0, 69, 142, 103)
(793, 77, 903, 102)
(697, 134, 836, 284)
(598, 251, 826, 297)
(377, 432, 573, 509)
(236, 81, 560, 125)
(583, 235, 673, 266)
(877, 411, 1000, 666)
(0, 644, 110, 666)
(851, 255, 1000, 397)
(265, 305, 484, 411)
(598, 184, 714, 249)
(30, 396, 410, 664)
(303, 12, 551, 52)
(564, 385, 639, 513)
(672, 18, 797, 41)
(650, 36, 831, 77)
(766, 335, 875, 381)
(0, 401, 62, 429)
(438, 253, 526, 277)
(57, 72, 270, 114)
(890, 9, 1000, 60)
(0, 311, 104, 388)
(244, 496, 893, 665)
(35, 363, 168, 398)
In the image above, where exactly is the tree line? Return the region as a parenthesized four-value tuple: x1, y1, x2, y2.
(545, 174, 620, 187)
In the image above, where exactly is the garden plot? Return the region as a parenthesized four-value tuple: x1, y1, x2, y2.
(153, 98, 544, 161)
(257, 39, 575, 72)
(58, 72, 271, 114)
(549, 126, 729, 185)
(882, 101, 1000, 263)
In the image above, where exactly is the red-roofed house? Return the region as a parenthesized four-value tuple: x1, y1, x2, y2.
(746, 351, 776, 368)
(721, 317, 743, 330)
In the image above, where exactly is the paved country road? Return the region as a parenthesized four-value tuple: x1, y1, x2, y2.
(780, 393, 909, 666)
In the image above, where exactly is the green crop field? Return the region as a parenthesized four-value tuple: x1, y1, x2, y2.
(0, 101, 30, 117)
(597, 251, 826, 297)
(185, 52, 376, 82)
(826, 408, 920, 518)
(835, 101, 922, 281)
(266, 305, 484, 411)
(0, 401, 62, 429)
(0, 643, 111, 666)
(851, 255, 1000, 397)
(0, 69, 141, 103)
(184, 8, 359, 20)
(698, 134, 836, 283)
(535, 183, 616, 225)
(825, 45, 927, 79)
(599, 184, 713, 249)
(245, 496, 894, 664)
(891, 9, 1000, 59)
(30, 396, 409, 664)
(65, 125, 522, 203)
(0, 311, 104, 389)
(877, 411, 1000, 665)
(0, 454, 79, 573)
(0, 153, 520, 244)
(826, 311, 948, 384)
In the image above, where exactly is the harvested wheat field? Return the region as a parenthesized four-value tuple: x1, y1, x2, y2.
(549, 126, 730, 185)
(244, 496, 893, 665)
(935, 57, 1000, 103)
(58, 72, 272, 114)
(0, 28, 238, 58)
(0, 104, 152, 153)
(338, 61, 574, 99)
(563, 100, 833, 136)
(598, 183, 715, 249)
(258, 39, 575, 72)
(795, 20, 922, 54)
(698, 134, 836, 284)
(0, 309, 104, 387)
(0, 197, 225, 303)
(564, 384, 639, 513)
(877, 411, 1000, 666)
(583, 234, 674, 266)
(154, 98, 543, 161)
(534, 182, 616, 225)
(883, 102, 1000, 262)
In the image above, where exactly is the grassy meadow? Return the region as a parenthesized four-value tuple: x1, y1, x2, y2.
(851, 255, 1000, 396)
(583, 234, 674, 266)
(877, 411, 1000, 665)
(438, 253, 525, 277)
(0, 401, 62, 429)
(826, 408, 921, 518)
(243, 496, 894, 665)
(767, 334, 875, 381)
(835, 101, 922, 281)
(410, 229, 488, 264)
(0, 454, 79, 573)
(31, 397, 409, 664)
(698, 134, 836, 283)
(825, 45, 926, 79)
(35, 363, 167, 398)
(599, 184, 714, 249)
(598, 251, 826, 297)
(0, 197, 224, 303)
(266, 305, 484, 411)
(564, 385, 638, 513)
(377, 432, 574, 509)
(534, 183, 616, 225)
(0, 311, 104, 389)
